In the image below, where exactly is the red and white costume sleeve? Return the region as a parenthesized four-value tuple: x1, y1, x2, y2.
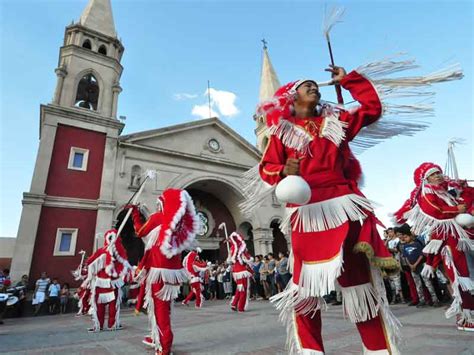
(228, 232, 253, 312)
(86, 229, 132, 331)
(182, 250, 207, 308)
(130, 189, 199, 355)
(252, 72, 400, 355)
(395, 162, 474, 328)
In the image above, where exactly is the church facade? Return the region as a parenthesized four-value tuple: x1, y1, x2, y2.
(10, 0, 287, 284)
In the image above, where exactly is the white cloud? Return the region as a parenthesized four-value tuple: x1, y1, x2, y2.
(191, 104, 218, 119)
(189, 87, 239, 119)
(173, 93, 198, 101)
(207, 88, 239, 117)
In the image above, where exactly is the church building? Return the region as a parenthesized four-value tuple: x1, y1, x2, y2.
(10, 0, 288, 284)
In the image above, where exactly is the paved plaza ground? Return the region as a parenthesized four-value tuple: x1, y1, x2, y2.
(0, 300, 472, 354)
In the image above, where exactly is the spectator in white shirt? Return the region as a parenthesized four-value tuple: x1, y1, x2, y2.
(33, 272, 50, 315)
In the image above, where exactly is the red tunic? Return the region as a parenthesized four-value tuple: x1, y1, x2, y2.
(259, 71, 395, 280)
(259, 71, 381, 204)
(131, 209, 182, 272)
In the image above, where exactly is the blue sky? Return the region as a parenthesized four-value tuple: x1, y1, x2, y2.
(1, 0, 472, 237)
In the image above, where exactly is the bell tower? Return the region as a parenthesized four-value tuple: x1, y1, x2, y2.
(255, 41, 281, 153)
(53, 0, 124, 118)
(11, 0, 125, 284)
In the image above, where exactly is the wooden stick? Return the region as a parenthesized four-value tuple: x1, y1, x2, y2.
(326, 38, 344, 104)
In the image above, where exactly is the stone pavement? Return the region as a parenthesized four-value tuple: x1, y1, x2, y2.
(0, 300, 472, 354)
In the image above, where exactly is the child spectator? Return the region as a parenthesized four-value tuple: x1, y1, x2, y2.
(48, 278, 61, 314)
(223, 264, 233, 299)
(60, 283, 70, 314)
(398, 224, 441, 308)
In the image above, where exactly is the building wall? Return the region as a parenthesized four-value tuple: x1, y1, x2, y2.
(45, 124, 106, 199)
(29, 207, 97, 286)
(0, 237, 16, 271)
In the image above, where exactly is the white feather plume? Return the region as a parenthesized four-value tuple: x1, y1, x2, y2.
(322, 5, 345, 40)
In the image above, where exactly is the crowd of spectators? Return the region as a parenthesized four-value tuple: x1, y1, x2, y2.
(6, 225, 452, 323)
(0, 270, 72, 322)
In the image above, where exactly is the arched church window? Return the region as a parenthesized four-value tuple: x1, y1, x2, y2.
(74, 74, 99, 110)
(98, 45, 107, 56)
(130, 165, 142, 187)
(197, 211, 209, 236)
(82, 39, 92, 49)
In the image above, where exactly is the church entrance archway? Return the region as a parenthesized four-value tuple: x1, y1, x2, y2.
(184, 178, 246, 263)
(271, 219, 288, 256)
(238, 221, 254, 256)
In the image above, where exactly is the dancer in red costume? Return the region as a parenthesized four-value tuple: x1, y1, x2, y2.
(72, 252, 90, 316)
(86, 229, 132, 332)
(248, 65, 400, 354)
(182, 248, 207, 308)
(395, 162, 474, 332)
(227, 232, 253, 312)
(129, 188, 199, 355)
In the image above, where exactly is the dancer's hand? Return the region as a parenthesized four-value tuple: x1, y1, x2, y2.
(325, 65, 346, 84)
(457, 204, 467, 213)
(283, 158, 301, 176)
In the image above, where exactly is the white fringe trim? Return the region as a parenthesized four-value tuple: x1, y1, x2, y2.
(156, 284, 181, 301)
(143, 225, 161, 251)
(146, 267, 188, 285)
(288, 250, 294, 275)
(340, 282, 379, 323)
(369, 266, 402, 354)
(420, 264, 436, 279)
(95, 277, 111, 288)
(268, 119, 313, 155)
(144, 281, 162, 352)
(458, 309, 474, 325)
(320, 111, 348, 147)
(270, 281, 326, 354)
(298, 251, 344, 298)
(442, 245, 474, 322)
(98, 291, 115, 304)
(110, 290, 122, 330)
(404, 205, 473, 251)
(363, 346, 391, 355)
(239, 165, 276, 215)
(87, 254, 106, 280)
(351, 56, 463, 155)
(232, 270, 252, 281)
(160, 190, 200, 258)
(88, 281, 100, 331)
(422, 239, 443, 254)
(458, 276, 474, 292)
(111, 278, 125, 289)
(282, 194, 372, 233)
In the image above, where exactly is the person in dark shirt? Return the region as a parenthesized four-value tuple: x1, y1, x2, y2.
(397, 224, 440, 307)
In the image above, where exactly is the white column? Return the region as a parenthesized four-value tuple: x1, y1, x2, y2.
(94, 135, 118, 250)
(111, 84, 122, 119)
(253, 228, 273, 256)
(10, 194, 45, 282)
(10, 119, 57, 281)
(30, 122, 58, 194)
(53, 67, 68, 105)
